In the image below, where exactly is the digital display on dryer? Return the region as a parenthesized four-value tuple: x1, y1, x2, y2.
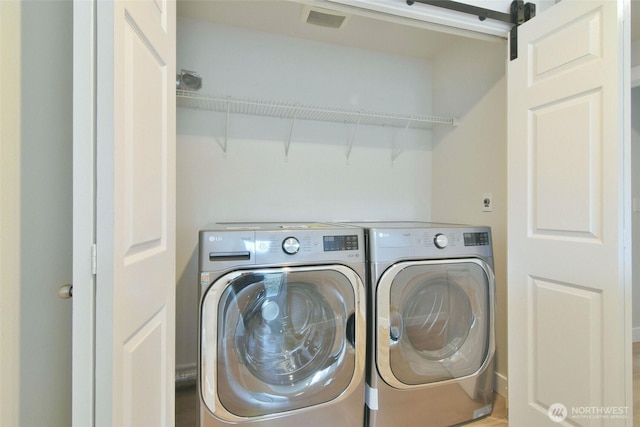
(464, 232, 490, 246)
(323, 235, 359, 251)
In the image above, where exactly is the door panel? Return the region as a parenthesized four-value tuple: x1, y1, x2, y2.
(532, 90, 602, 237)
(508, 1, 630, 425)
(530, 278, 603, 416)
(122, 309, 167, 427)
(123, 14, 167, 258)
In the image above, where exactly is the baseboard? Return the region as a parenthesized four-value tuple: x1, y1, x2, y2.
(633, 327, 640, 343)
(494, 371, 508, 406)
(176, 363, 197, 386)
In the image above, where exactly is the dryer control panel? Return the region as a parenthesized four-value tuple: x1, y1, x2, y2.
(463, 231, 490, 246)
(364, 224, 493, 262)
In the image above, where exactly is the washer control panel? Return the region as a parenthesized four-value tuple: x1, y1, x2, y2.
(256, 227, 363, 264)
(200, 223, 364, 268)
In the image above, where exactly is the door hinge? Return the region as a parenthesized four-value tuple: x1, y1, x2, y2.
(91, 243, 97, 275)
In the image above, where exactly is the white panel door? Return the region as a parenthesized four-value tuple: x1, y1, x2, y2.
(508, 0, 631, 425)
(74, 0, 176, 425)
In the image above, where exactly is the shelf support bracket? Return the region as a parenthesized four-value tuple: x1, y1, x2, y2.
(391, 120, 412, 162)
(346, 116, 361, 160)
(285, 111, 298, 158)
(222, 96, 230, 154)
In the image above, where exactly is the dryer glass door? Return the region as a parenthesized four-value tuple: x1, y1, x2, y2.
(377, 259, 493, 387)
(201, 265, 363, 420)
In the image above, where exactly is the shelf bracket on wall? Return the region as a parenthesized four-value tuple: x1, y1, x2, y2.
(391, 120, 412, 162)
(346, 116, 361, 160)
(221, 96, 230, 154)
(285, 110, 298, 158)
(406, 0, 536, 60)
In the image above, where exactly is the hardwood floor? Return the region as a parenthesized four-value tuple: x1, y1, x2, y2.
(176, 383, 197, 427)
(465, 394, 507, 426)
(466, 343, 640, 426)
(178, 345, 640, 427)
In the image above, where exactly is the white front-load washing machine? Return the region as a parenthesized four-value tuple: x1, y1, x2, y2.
(198, 223, 367, 427)
(353, 222, 496, 427)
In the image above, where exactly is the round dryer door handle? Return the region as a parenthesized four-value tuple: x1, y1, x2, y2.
(58, 284, 73, 299)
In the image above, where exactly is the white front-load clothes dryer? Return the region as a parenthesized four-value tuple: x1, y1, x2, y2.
(198, 223, 366, 427)
(348, 222, 496, 427)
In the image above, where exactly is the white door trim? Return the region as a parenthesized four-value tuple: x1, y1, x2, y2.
(72, 0, 97, 425)
(0, 2, 22, 426)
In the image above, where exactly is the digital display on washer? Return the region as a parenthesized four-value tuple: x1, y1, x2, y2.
(464, 232, 490, 246)
(323, 235, 359, 251)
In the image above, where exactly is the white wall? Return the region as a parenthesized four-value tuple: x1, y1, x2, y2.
(1, 1, 22, 426)
(430, 37, 508, 395)
(18, 1, 73, 426)
(1, 2, 74, 425)
(632, 40, 640, 68)
(175, 18, 435, 370)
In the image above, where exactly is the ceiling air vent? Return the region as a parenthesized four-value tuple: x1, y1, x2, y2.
(302, 6, 351, 29)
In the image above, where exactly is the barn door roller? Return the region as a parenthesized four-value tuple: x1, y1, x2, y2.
(406, 0, 536, 60)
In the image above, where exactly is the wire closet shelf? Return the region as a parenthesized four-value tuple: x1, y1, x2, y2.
(176, 90, 456, 129)
(176, 90, 458, 160)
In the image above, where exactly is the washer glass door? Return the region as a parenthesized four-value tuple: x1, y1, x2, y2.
(377, 259, 493, 388)
(201, 266, 362, 420)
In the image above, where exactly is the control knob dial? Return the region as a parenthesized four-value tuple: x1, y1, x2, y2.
(282, 237, 301, 255)
(434, 233, 449, 249)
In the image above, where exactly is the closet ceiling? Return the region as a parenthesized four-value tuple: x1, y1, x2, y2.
(179, 1, 640, 52)
(176, 0, 477, 60)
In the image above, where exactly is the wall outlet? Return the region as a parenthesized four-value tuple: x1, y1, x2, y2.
(482, 193, 493, 212)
